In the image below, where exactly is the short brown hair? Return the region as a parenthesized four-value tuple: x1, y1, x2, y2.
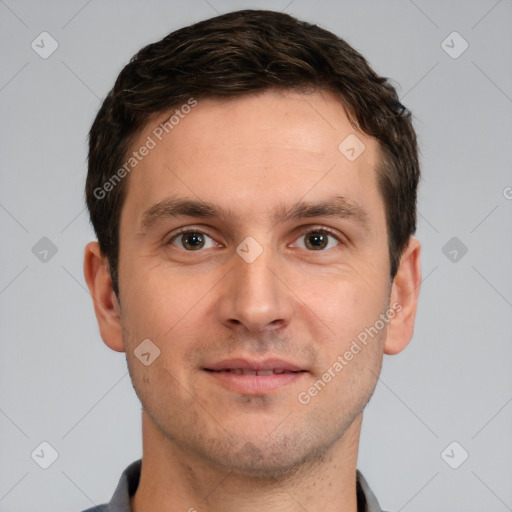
(86, 9, 420, 297)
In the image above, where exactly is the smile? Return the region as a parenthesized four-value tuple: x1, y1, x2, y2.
(202, 358, 308, 394)
(207, 368, 302, 376)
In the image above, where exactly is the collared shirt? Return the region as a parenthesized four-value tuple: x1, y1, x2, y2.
(81, 459, 388, 512)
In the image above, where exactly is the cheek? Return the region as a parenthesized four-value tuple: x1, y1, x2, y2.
(297, 264, 389, 337)
(121, 259, 196, 336)
(120, 267, 208, 384)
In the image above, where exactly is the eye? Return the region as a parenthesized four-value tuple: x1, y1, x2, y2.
(167, 229, 218, 251)
(293, 228, 341, 251)
(166, 227, 341, 252)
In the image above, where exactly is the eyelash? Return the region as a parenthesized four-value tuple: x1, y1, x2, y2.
(166, 226, 343, 251)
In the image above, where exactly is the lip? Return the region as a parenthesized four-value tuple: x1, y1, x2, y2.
(203, 358, 307, 394)
(204, 357, 305, 372)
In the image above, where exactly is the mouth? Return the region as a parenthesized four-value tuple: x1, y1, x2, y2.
(203, 358, 308, 394)
(205, 368, 303, 376)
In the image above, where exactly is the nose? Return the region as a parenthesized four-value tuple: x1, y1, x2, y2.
(216, 241, 293, 334)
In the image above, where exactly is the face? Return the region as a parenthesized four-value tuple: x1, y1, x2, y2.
(110, 89, 398, 477)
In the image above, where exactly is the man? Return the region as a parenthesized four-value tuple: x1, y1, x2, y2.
(83, 9, 421, 512)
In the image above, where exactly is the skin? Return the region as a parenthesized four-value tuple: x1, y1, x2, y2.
(84, 89, 421, 512)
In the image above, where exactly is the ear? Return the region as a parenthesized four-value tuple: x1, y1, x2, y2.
(384, 236, 422, 355)
(83, 241, 125, 352)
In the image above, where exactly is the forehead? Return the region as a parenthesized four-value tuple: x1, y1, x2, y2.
(120, 89, 384, 228)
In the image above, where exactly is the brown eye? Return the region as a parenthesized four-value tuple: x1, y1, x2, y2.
(294, 229, 340, 251)
(169, 231, 216, 251)
(305, 232, 328, 250)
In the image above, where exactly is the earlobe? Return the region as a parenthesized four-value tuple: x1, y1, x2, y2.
(384, 237, 422, 355)
(83, 241, 125, 353)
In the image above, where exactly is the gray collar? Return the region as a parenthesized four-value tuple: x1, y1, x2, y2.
(98, 459, 386, 512)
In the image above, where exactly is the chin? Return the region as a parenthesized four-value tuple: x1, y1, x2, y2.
(200, 437, 328, 481)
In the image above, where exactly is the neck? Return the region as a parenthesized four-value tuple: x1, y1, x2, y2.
(131, 411, 363, 512)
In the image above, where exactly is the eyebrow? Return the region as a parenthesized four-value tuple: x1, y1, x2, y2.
(139, 195, 370, 233)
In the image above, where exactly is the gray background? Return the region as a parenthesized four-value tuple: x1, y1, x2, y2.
(1, 0, 511, 511)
